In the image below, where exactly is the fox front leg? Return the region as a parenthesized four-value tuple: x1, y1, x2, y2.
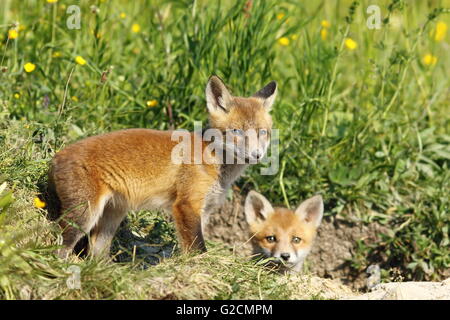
(172, 199, 207, 253)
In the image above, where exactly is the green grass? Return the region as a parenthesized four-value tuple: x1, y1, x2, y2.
(0, 0, 449, 299)
(0, 137, 344, 299)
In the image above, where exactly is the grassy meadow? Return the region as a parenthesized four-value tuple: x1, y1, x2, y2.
(0, 0, 449, 299)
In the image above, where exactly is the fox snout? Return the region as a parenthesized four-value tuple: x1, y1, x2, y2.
(244, 191, 324, 272)
(259, 241, 311, 269)
(246, 142, 268, 162)
(221, 129, 270, 164)
(251, 149, 263, 161)
(267, 251, 293, 264)
(280, 252, 291, 261)
(275, 252, 294, 264)
(241, 130, 270, 163)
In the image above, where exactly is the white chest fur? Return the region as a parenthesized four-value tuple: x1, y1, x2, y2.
(201, 164, 248, 228)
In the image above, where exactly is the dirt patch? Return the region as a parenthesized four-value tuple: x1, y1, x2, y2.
(204, 192, 252, 254)
(307, 215, 388, 289)
(343, 278, 450, 300)
(204, 191, 388, 290)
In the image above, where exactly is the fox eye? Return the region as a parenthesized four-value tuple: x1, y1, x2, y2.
(232, 129, 244, 136)
(259, 129, 268, 135)
(265, 235, 276, 243)
(292, 236, 301, 244)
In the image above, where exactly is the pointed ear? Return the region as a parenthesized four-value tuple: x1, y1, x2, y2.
(205, 75, 233, 113)
(253, 81, 277, 110)
(295, 195, 324, 228)
(244, 191, 274, 225)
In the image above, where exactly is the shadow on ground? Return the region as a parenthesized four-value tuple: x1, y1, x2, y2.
(111, 212, 177, 266)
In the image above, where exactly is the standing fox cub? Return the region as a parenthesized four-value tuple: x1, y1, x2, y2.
(244, 191, 323, 272)
(49, 76, 277, 258)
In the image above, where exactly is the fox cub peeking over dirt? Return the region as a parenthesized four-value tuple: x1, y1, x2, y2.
(49, 75, 277, 258)
(244, 191, 323, 272)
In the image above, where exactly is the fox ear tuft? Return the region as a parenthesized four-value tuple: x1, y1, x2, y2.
(245, 191, 274, 224)
(253, 81, 277, 110)
(205, 75, 232, 113)
(295, 195, 324, 228)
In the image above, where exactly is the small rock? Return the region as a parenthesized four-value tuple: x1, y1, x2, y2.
(366, 264, 381, 290)
(382, 283, 430, 300)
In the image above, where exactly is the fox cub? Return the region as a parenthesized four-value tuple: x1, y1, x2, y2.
(49, 76, 277, 258)
(244, 191, 323, 272)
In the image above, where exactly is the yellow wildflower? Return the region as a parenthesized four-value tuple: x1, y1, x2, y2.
(422, 54, 437, 66)
(321, 20, 331, 28)
(8, 29, 18, 39)
(52, 51, 62, 58)
(147, 99, 158, 107)
(320, 28, 328, 41)
(34, 197, 46, 209)
(14, 93, 20, 99)
(46, 0, 58, 3)
(344, 38, 357, 50)
(24, 62, 36, 73)
(89, 29, 102, 39)
(277, 37, 290, 46)
(432, 21, 447, 42)
(276, 13, 285, 20)
(120, 12, 126, 19)
(75, 56, 87, 65)
(71, 96, 79, 102)
(131, 23, 141, 33)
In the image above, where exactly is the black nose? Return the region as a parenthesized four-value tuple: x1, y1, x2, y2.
(280, 253, 290, 261)
(252, 150, 262, 160)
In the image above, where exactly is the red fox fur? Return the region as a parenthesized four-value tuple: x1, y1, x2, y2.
(244, 191, 323, 272)
(49, 76, 277, 258)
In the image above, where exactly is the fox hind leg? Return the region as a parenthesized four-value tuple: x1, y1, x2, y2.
(57, 194, 109, 259)
(89, 203, 127, 257)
